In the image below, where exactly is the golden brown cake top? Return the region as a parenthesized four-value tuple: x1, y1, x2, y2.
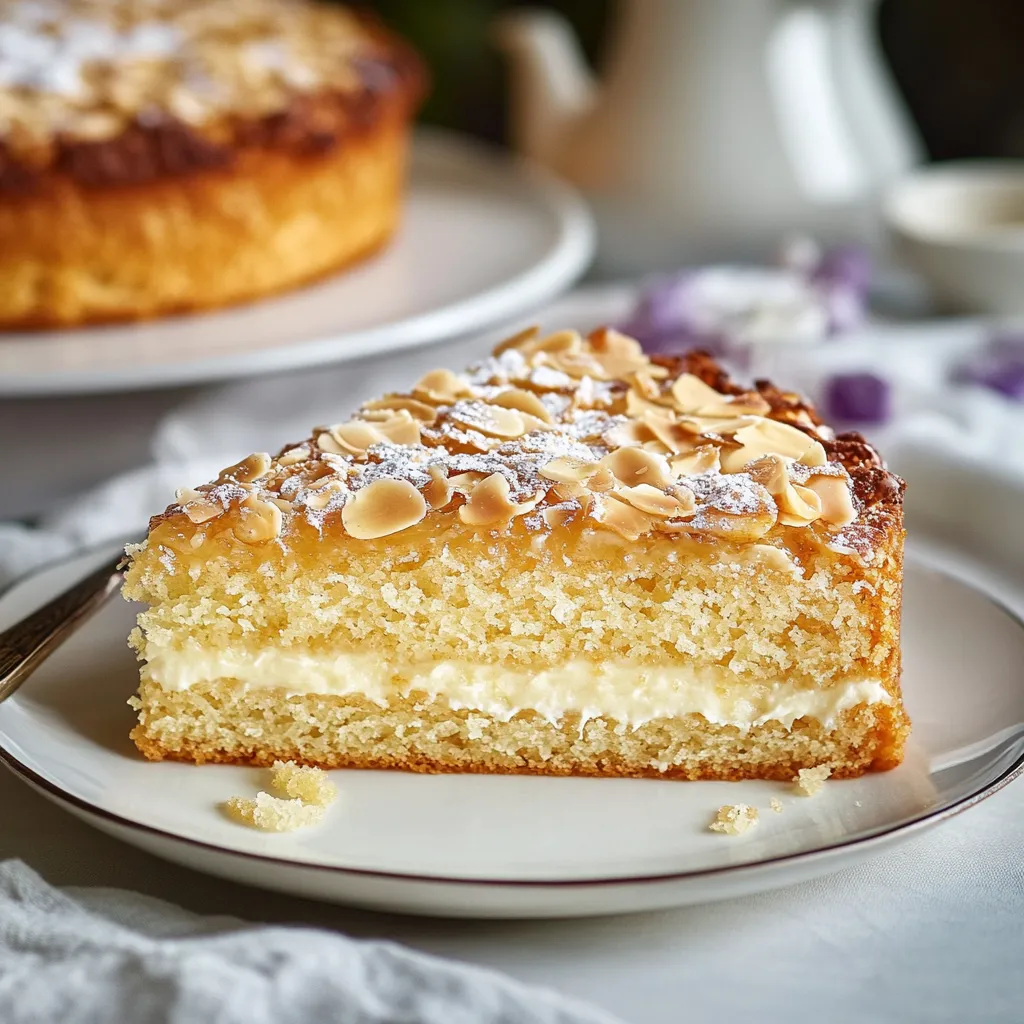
(0, 0, 423, 187)
(155, 327, 904, 562)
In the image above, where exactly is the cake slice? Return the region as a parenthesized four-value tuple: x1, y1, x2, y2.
(123, 327, 908, 780)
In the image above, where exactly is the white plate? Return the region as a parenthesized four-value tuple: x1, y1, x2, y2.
(0, 131, 594, 397)
(0, 543, 1021, 918)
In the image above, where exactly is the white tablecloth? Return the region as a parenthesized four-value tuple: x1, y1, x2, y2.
(3, 287, 1024, 1022)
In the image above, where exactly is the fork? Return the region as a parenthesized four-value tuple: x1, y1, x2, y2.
(0, 551, 127, 704)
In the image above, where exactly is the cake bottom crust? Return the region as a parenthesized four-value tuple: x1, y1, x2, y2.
(131, 680, 909, 780)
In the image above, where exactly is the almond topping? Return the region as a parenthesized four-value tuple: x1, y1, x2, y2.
(414, 369, 473, 404)
(301, 479, 346, 511)
(221, 452, 272, 484)
(644, 411, 698, 453)
(181, 499, 222, 525)
(670, 374, 728, 414)
(233, 495, 283, 544)
(459, 473, 537, 526)
(591, 493, 655, 541)
(423, 465, 455, 510)
(490, 388, 554, 424)
(449, 402, 530, 439)
(776, 483, 823, 527)
(316, 431, 346, 456)
(625, 388, 668, 419)
(670, 445, 721, 477)
(449, 471, 487, 494)
(542, 504, 580, 529)
(748, 544, 800, 574)
(362, 396, 439, 422)
(277, 446, 309, 467)
(539, 457, 602, 485)
(492, 325, 540, 355)
(600, 447, 671, 488)
(721, 419, 827, 471)
(687, 504, 778, 542)
(616, 484, 694, 518)
(587, 328, 649, 378)
(341, 479, 427, 540)
(804, 474, 856, 526)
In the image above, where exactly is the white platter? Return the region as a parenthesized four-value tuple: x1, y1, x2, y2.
(0, 131, 594, 397)
(0, 543, 1021, 918)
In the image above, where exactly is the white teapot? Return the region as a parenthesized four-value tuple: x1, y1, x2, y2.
(496, 0, 922, 274)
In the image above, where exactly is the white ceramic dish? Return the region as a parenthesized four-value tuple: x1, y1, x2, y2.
(0, 542, 1021, 919)
(0, 131, 594, 397)
(884, 161, 1024, 315)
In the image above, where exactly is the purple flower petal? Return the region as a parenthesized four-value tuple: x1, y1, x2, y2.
(823, 372, 893, 424)
(955, 331, 1024, 401)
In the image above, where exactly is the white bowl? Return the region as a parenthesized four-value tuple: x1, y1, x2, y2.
(884, 161, 1024, 314)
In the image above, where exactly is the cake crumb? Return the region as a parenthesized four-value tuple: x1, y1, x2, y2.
(225, 792, 326, 832)
(271, 759, 336, 807)
(225, 761, 336, 832)
(709, 804, 759, 835)
(795, 765, 832, 797)
(769, 797, 784, 813)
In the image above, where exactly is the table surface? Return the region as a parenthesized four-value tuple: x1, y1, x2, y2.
(4, 547, 1024, 1024)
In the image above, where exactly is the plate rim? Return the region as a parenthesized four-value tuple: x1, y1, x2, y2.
(1, 542, 1023, 891)
(0, 130, 596, 398)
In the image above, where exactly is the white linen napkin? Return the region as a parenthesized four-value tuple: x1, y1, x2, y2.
(0, 860, 621, 1024)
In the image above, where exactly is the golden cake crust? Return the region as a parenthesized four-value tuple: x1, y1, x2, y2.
(0, 1, 425, 326)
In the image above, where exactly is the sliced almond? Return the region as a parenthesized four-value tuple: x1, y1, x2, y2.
(449, 471, 487, 494)
(531, 329, 583, 355)
(670, 445, 721, 477)
(721, 419, 827, 471)
(492, 325, 541, 356)
(590, 493, 655, 540)
(316, 431, 346, 456)
(449, 402, 530, 439)
(414, 368, 473, 404)
(233, 495, 283, 544)
(219, 452, 272, 484)
(670, 373, 728, 414)
(301, 479, 347, 511)
(644, 411, 699, 453)
(600, 447, 671, 488)
(603, 419, 657, 448)
(616, 483, 694, 518)
(747, 544, 800, 574)
(587, 466, 617, 492)
(277, 446, 310, 467)
(490, 387, 554, 424)
(539, 456, 602, 485)
(688, 504, 778, 542)
(182, 499, 222, 524)
(459, 473, 537, 526)
(776, 483, 823, 527)
(423, 465, 455, 510)
(803, 474, 856, 526)
(542, 504, 580, 529)
(626, 388, 668, 419)
(342, 479, 427, 539)
(362, 396, 439, 422)
(587, 327, 650, 378)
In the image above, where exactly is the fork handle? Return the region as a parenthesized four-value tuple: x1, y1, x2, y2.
(0, 554, 126, 704)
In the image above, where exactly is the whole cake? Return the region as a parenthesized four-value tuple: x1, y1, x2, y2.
(0, 0, 424, 327)
(124, 327, 909, 780)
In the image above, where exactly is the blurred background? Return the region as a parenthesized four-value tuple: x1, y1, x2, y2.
(364, 0, 1024, 161)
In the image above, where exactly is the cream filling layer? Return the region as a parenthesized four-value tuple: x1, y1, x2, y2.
(142, 647, 891, 732)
